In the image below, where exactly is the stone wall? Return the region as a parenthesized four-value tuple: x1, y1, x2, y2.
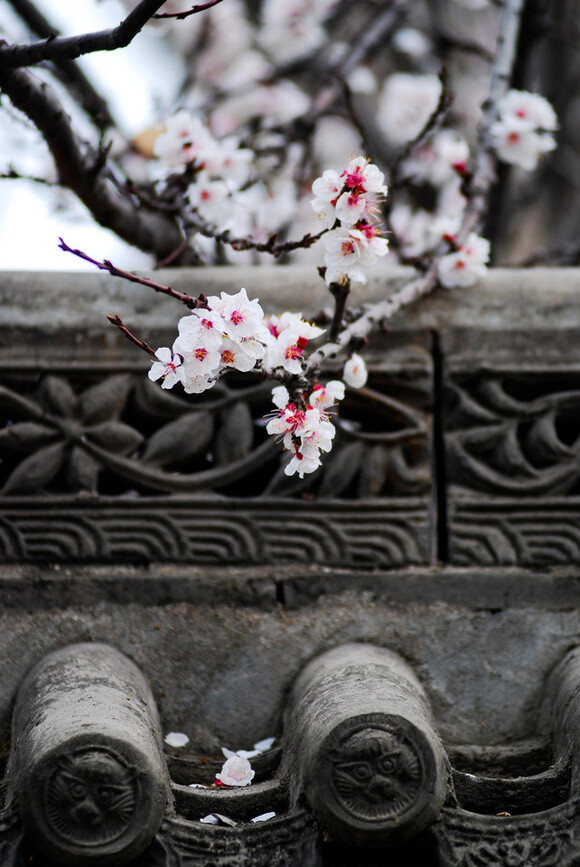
(0, 267, 579, 865)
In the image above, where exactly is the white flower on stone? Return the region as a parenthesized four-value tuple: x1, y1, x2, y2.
(377, 73, 442, 147)
(165, 732, 189, 748)
(343, 354, 368, 388)
(149, 348, 183, 390)
(216, 755, 255, 787)
(437, 233, 490, 288)
(251, 812, 276, 823)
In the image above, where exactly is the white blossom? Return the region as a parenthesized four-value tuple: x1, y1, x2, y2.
(165, 732, 189, 748)
(343, 354, 368, 388)
(377, 73, 442, 146)
(149, 348, 183, 390)
(403, 130, 470, 187)
(154, 112, 216, 168)
(489, 116, 556, 171)
(216, 755, 255, 787)
(208, 288, 265, 341)
(437, 233, 490, 288)
(324, 224, 388, 286)
(187, 172, 232, 225)
(490, 90, 558, 171)
(251, 812, 276, 823)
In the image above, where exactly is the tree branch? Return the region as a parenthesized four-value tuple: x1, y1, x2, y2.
(308, 0, 527, 372)
(6, 0, 116, 129)
(58, 239, 205, 309)
(0, 0, 168, 69)
(0, 64, 198, 263)
(153, 0, 224, 20)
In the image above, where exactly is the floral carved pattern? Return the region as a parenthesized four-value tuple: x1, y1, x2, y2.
(0, 367, 430, 565)
(433, 801, 579, 867)
(445, 375, 580, 497)
(0, 370, 430, 500)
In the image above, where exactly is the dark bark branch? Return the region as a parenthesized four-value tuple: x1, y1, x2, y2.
(0, 64, 198, 263)
(0, 0, 168, 69)
(186, 213, 329, 256)
(6, 0, 116, 129)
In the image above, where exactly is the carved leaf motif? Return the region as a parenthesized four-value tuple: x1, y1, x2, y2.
(39, 375, 77, 418)
(357, 444, 390, 498)
(67, 446, 100, 493)
(87, 422, 144, 455)
(318, 441, 366, 498)
(0, 422, 56, 452)
(390, 444, 430, 495)
(214, 402, 254, 465)
(2, 442, 65, 495)
(134, 378, 194, 419)
(78, 375, 132, 425)
(142, 412, 213, 466)
(524, 409, 575, 465)
(262, 458, 320, 496)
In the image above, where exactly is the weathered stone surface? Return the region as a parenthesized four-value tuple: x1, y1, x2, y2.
(6, 643, 171, 866)
(282, 644, 450, 846)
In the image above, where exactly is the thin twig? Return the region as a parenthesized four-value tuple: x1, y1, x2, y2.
(153, 0, 224, 20)
(106, 314, 157, 357)
(58, 239, 206, 310)
(186, 214, 329, 257)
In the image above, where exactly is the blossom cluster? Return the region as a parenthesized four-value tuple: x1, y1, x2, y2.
(489, 90, 558, 171)
(148, 288, 326, 395)
(311, 156, 389, 285)
(266, 381, 344, 478)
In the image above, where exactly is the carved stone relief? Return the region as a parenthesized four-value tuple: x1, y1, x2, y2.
(445, 372, 580, 565)
(0, 360, 431, 566)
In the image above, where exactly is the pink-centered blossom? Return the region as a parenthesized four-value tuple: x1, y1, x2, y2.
(154, 112, 216, 168)
(309, 380, 345, 410)
(490, 90, 558, 171)
(437, 233, 490, 288)
(324, 224, 388, 285)
(188, 172, 232, 224)
(148, 348, 183, 390)
(207, 288, 265, 340)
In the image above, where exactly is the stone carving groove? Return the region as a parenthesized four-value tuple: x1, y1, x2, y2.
(446, 372, 580, 565)
(0, 367, 431, 566)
